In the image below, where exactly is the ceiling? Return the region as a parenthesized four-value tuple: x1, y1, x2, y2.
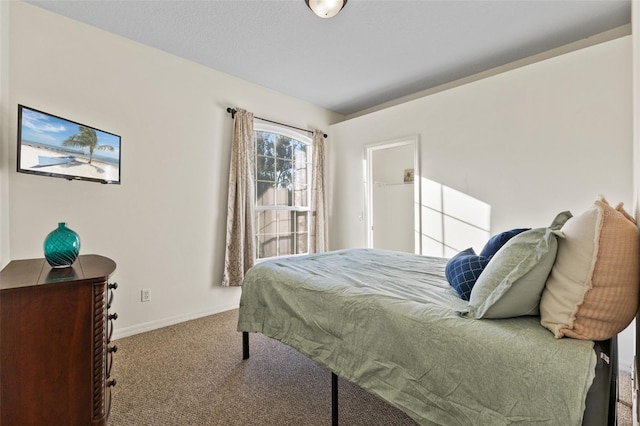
(25, 0, 631, 117)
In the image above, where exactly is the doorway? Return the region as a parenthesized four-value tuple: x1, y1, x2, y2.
(365, 137, 420, 254)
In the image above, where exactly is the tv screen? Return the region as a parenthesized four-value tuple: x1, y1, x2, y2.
(17, 105, 121, 184)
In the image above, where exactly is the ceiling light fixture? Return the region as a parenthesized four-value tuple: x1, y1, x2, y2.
(305, 0, 347, 19)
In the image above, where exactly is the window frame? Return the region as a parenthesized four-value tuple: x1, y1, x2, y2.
(253, 122, 313, 261)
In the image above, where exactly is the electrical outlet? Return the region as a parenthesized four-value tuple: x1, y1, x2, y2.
(141, 288, 151, 302)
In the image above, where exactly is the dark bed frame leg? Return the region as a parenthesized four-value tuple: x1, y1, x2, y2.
(332, 372, 338, 426)
(243, 331, 337, 424)
(242, 331, 249, 360)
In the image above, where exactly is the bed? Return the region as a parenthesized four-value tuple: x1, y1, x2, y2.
(237, 248, 618, 426)
(237, 193, 639, 426)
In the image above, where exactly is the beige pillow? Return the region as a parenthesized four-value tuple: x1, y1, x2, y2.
(540, 197, 639, 340)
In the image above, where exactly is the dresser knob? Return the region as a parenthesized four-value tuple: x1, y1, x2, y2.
(107, 379, 117, 387)
(108, 282, 118, 290)
(108, 345, 118, 353)
(108, 313, 118, 321)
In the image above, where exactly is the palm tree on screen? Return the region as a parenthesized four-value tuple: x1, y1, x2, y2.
(62, 125, 114, 164)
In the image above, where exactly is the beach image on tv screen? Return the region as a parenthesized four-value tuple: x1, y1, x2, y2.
(18, 106, 121, 184)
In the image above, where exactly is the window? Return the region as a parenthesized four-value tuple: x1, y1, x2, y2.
(254, 124, 312, 260)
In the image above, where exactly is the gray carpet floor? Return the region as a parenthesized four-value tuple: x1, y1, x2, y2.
(110, 309, 633, 425)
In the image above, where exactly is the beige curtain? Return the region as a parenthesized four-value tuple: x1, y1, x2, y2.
(310, 130, 328, 253)
(222, 109, 256, 287)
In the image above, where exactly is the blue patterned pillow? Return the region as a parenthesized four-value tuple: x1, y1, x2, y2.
(445, 248, 491, 300)
(479, 228, 530, 258)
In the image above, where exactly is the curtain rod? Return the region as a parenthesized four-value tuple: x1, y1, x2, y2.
(226, 107, 327, 139)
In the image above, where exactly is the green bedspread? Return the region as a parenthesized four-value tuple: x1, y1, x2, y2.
(237, 248, 596, 426)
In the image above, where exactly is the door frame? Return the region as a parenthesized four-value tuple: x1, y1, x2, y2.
(364, 135, 421, 254)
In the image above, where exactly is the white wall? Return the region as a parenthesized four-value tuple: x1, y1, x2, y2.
(329, 37, 634, 369)
(3, 2, 340, 339)
(330, 36, 632, 250)
(632, 0, 640, 398)
(0, 1, 10, 269)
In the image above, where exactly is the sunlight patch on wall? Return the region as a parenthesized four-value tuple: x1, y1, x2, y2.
(419, 178, 491, 257)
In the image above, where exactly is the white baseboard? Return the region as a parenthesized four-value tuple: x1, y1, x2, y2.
(111, 303, 239, 341)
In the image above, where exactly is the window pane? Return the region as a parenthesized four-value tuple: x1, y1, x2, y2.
(278, 234, 293, 256)
(293, 143, 307, 169)
(276, 187, 291, 206)
(275, 137, 293, 160)
(275, 158, 292, 206)
(296, 233, 308, 254)
(277, 210, 293, 234)
(256, 181, 275, 206)
(257, 233, 277, 259)
(293, 186, 308, 208)
(296, 211, 308, 232)
(256, 155, 275, 181)
(296, 212, 308, 254)
(293, 165, 307, 189)
(276, 158, 292, 188)
(292, 143, 308, 207)
(255, 132, 275, 157)
(256, 210, 277, 235)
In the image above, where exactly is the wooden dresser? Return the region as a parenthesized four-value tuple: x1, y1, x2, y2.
(0, 254, 118, 425)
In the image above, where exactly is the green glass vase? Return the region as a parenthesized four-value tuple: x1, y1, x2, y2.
(44, 222, 81, 268)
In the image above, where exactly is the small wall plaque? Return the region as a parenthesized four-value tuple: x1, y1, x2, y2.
(404, 168, 414, 183)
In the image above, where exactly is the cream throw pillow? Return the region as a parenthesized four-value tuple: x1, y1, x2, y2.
(540, 197, 640, 340)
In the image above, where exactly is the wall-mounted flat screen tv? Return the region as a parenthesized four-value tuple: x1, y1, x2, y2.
(17, 105, 121, 184)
